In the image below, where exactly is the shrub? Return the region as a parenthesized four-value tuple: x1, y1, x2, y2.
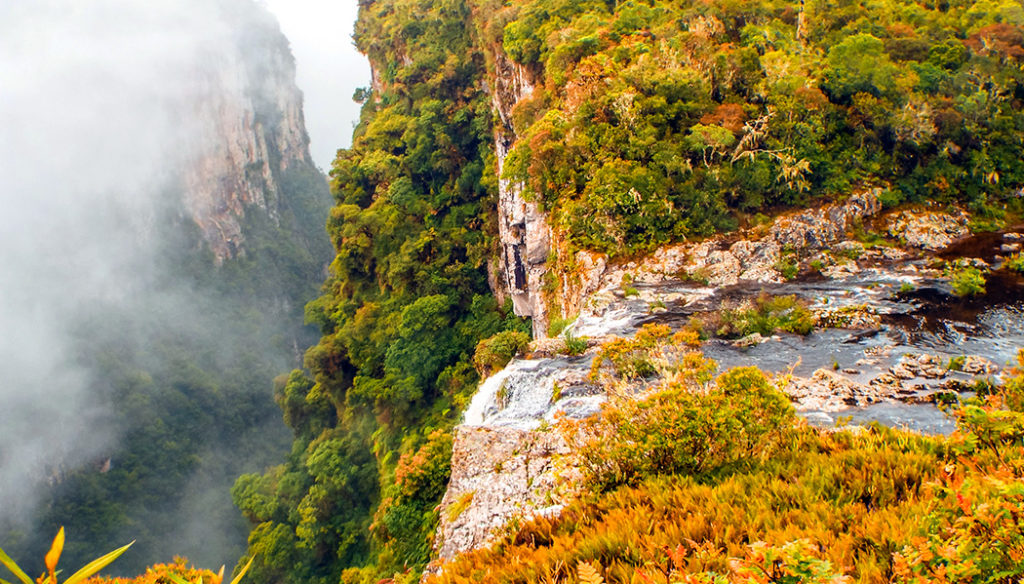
(1005, 252, 1024, 274)
(571, 365, 794, 491)
(562, 333, 588, 356)
(473, 331, 530, 376)
(691, 294, 815, 338)
(774, 256, 800, 280)
(589, 324, 704, 380)
(893, 351, 1024, 582)
(947, 263, 987, 297)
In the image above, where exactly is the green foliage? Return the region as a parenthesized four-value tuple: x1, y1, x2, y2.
(691, 294, 815, 339)
(493, 0, 1024, 256)
(562, 333, 588, 357)
(235, 1, 529, 582)
(572, 365, 794, 491)
(372, 432, 454, 571)
(823, 34, 903, 101)
(774, 255, 800, 280)
(473, 331, 531, 376)
(946, 262, 988, 297)
(1005, 252, 1024, 273)
(13, 155, 334, 574)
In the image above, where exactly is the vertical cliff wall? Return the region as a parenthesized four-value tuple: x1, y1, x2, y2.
(182, 1, 324, 262)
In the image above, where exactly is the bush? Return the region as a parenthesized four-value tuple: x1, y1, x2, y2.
(571, 365, 794, 491)
(562, 333, 588, 356)
(691, 294, 815, 338)
(947, 263, 987, 297)
(1005, 252, 1024, 274)
(589, 324, 704, 380)
(473, 331, 530, 376)
(893, 350, 1024, 582)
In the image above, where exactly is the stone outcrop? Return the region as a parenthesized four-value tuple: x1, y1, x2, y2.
(181, 6, 318, 262)
(770, 189, 883, 249)
(593, 187, 885, 291)
(433, 426, 576, 564)
(785, 369, 883, 411)
(888, 208, 970, 251)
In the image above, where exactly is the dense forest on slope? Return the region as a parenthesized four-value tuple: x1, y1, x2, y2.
(0, 0, 335, 566)
(490, 0, 1024, 255)
(232, 1, 527, 582)
(232, 0, 1024, 583)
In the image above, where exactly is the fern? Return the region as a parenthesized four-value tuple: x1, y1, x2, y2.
(577, 561, 604, 584)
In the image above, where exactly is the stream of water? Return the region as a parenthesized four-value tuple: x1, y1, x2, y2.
(466, 247, 1024, 436)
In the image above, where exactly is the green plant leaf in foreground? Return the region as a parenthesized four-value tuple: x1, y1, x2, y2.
(63, 541, 134, 584)
(0, 545, 34, 584)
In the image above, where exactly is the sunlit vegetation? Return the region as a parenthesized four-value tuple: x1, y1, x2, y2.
(0, 530, 254, 584)
(689, 293, 815, 338)
(946, 260, 989, 296)
(428, 345, 1024, 583)
(1, 528, 132, 584)
(474, 331, 531, 376)
(1005, 251, 1024, 273)
(481, 0, 1024, 255)
(232, 0, 1024, 582)
(231, 0, 528, 582)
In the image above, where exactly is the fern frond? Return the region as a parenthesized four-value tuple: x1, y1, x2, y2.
(577, 561, 604, 584)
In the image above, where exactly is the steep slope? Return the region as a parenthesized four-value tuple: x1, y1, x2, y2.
(232, 1, 527, 583)
(477, 0, 1024, 335)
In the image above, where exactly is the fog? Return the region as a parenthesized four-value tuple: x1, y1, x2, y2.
(260, 0, 369, 169)
(0, 0, 309, 569)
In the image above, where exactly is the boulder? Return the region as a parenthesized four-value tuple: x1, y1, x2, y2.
(888, 209, 969, 251)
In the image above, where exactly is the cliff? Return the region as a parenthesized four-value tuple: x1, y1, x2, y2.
(182, 1, 324, 262)
(3, 0, 334, 573)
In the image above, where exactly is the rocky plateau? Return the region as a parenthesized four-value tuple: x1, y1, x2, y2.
(430, 190, 1024, 571)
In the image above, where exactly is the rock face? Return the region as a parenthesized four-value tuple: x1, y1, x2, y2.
(588, 187, 885, 292)
(888, 208, 970, 251)
(181, 4, 319, 262)
(434, 426, 574, 562)
(487, 50, 554, 336)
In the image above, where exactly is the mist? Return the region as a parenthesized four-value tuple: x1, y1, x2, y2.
(0, 0, 325, 571)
